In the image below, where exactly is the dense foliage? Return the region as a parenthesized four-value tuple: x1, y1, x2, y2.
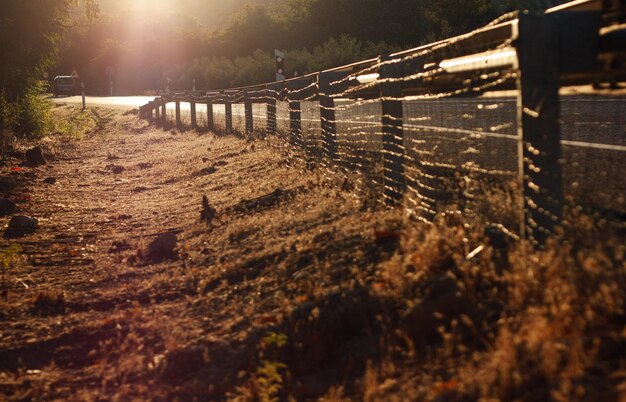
(0, 0, 97, 136)
(1, 0, 571, 134)
(55, 0, 571, 93)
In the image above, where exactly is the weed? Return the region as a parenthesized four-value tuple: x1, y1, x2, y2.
(257, 360, 288, 402)
(90, 108, 115, 133)
(262, 331, 288, 349)
(256, 332, 289, 402)
(0, 244, 21, 300)
(53, 107, 97, 138)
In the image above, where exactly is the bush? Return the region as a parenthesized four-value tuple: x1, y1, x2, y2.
(0, 80, 53, 140)
(15, 80, 54, 137)
(175, 36, 399, 90)
(0, 89, 19, 134)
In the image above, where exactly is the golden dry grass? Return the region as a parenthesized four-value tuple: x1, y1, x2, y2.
(0, 108, 623, 401)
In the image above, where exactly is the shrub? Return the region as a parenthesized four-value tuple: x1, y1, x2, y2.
(1, 80, 53, 139)
(15, 80, 54, 137)
(0, 89, 19, 134)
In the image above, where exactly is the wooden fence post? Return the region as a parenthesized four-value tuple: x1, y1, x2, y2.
(379, 55, 406, 204)
(319, 71, 348, 163)
(244, 90, 253, 134)
(516, 11, 600, 246)
(161, 100, 167, 127)
(147, 102, 154, 123)
(190, 97, 197, 129)
(206, 96, 214, 130)
(266, 85, 278, 134)
(517, 13, 563, 247)
(288, 80, 307, 147)
(289, 100, 301, 146)
(175, 99, 182, 129)
(225, 92, 233, 132)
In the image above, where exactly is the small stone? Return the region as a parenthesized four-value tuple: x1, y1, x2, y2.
(146, 232, 177, 262)
(43, 177, 57, 185)
(25, 147, 46, 167)
(0, 198, 16, 216)
(5, 215, 38, 237)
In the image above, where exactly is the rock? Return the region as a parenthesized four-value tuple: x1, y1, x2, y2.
(43, 177, 57, 184)
(5, 215, 38, 237)
(146, 232, 177, 262)
(0, 198, 16, 216)
(24, 147, 46, 167)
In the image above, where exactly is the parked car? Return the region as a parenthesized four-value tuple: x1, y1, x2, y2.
(52, 76, 76, 97)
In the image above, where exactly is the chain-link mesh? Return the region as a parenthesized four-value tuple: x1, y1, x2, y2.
(560, 94, 626, 217)
(403, 96, 518, 227)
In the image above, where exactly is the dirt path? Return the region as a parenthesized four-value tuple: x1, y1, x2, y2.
(0, 109, 404, 401)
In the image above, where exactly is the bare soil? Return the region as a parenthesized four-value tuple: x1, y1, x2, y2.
(0, 107, 624, 401)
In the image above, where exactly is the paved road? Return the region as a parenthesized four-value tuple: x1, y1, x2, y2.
(50, 95, 157, 111)
(49, 94, 215, 128)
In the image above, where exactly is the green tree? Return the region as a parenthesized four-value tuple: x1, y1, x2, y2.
(0, 0, 98, 135)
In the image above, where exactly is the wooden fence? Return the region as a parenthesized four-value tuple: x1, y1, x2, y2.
(140, 0, 626, 247)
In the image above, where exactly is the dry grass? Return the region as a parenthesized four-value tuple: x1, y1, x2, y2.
(0, 109, 623, 401)
(340, 202, 624, 400)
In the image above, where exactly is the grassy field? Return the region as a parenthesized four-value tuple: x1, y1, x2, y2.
(0, 106, 624, 401)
